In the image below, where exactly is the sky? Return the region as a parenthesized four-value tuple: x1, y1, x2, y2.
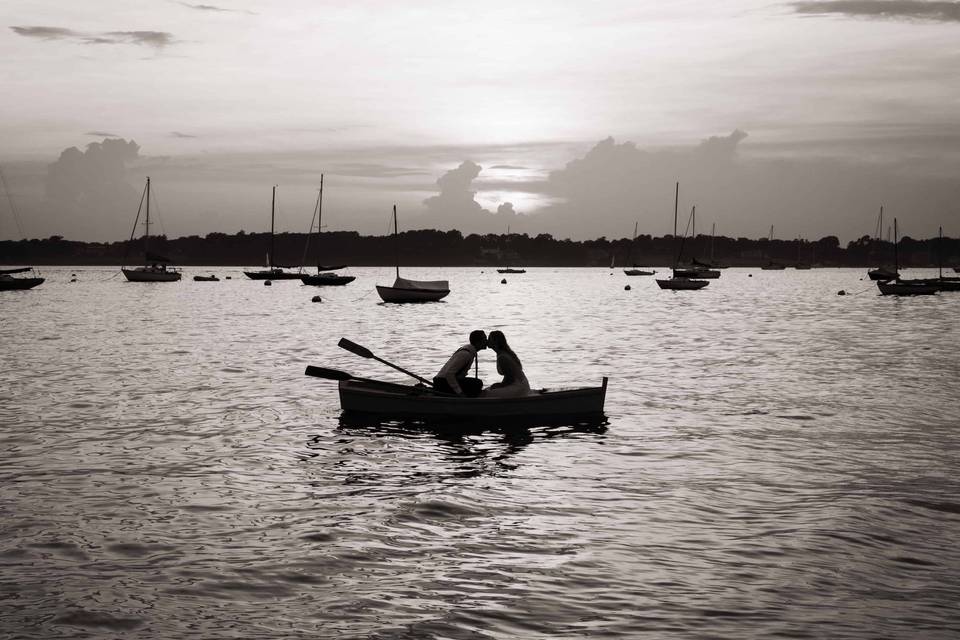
(1, 0, 959, 242)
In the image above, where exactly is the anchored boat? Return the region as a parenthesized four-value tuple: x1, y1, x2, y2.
(122, 177, 181, 282)
(0, 267, 44, 290)
(656, 183, 709, 291)
(299, 174, 356, 287)
(877, 218, 938, 296)
(245, 186, 302, 280)
(376, 205, 449, 303)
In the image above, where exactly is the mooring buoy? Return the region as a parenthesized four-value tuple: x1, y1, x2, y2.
(265, 280, 272, 286)
(312, 295, 322, 302)
(624, 284, 631, 291)
(837, 290, 846, 296)
(501, 278, 507, 284)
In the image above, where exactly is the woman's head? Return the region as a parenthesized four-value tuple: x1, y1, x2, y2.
(488, 331, 520, 365)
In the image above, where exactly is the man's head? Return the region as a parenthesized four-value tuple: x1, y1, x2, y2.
(469, 329, 488, 350)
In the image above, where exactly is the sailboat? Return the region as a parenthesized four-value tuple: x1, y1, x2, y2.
(915, 227, 960, 292)
(623, 222, 655, 276)
(497, 225, 526, 273)
(0, 167, 44, 290)
(244, 186, 302, 280)
(876, 219, 937, 295)
(795, 237, 812, 269)
(673, 207, 719, 278)
(300, 175, 355, 286)
(122, 177, 181, 282)
(657, 183, 709, 290)
(760, 225, 786, 270)
(376, 205, 450, 303)
(867, 206, 898, 281)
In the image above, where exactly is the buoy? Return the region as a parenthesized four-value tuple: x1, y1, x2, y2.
(70, 278, 77, 283)
(748, 274, 753, 277)
(311, 295, 322, 302)
(71, 273, 77, 277)
(501, 278, 507, 284)
(837, 290, 846, 296)
(225, 276, 232, 279)
(265, 280, 272, 286)
(624, 284, 631, 291)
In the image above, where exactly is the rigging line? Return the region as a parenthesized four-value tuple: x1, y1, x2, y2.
(0, 166, 26, 239)
(122, 182, 148, 268)
(149, 185, 168, 238)
(299, 186, 322, 273)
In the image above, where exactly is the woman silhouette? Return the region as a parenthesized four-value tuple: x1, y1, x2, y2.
(483, 330, 530, 397)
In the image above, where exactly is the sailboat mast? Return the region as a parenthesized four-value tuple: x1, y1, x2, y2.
(672, 182, 680, 267)
(894, 218, 899, 274)
(270, 186, 276, 268)
(710, 223, 716, 262)
(939, 226, 943, 280)
(145, 176, 151, 256)
(393, 205, 400, 279)
(316, 174, 324, 269)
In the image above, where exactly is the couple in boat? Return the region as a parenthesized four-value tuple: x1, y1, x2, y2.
(433, 330, 529, 398)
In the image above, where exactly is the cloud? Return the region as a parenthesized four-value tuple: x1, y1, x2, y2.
(170, 131, 198, 138)
(86, 131, 121, 138)
(10, 26, 175, 48)
(46, 139, 142, 235)
(490, 164, 528, 170)
(697, 129, 748, 161)
(418, 161, 521, 233)
(329, 163, 428, 178)
(177, 1, 256, 14)
(792, 1, 960, 23)
(10, 26, 78, 40)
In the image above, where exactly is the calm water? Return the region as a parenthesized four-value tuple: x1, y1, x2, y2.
(2, 267, 959, 639)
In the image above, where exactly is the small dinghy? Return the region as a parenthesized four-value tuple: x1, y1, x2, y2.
(623, 268, 655, 276)
(656, 277, 709, 290)
(193, 274, 219, 281)
(0, 267, 44, 290)
(306, 368, 607, 423)
(376, 206, 449, 303)
(497, 268, 526, 274)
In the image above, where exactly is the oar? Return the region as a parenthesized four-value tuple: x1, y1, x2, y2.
(304, 365, 450, 395)
(338, 338, 434, 386)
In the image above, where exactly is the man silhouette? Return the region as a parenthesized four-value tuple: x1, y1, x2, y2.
(433, 330, 487, 396)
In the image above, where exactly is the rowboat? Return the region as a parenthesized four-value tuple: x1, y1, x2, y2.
(193, 274, 219, 281)
(497, 268, 526, 274)
(336, 377, 608, 422)
(0, 268, 44, 290)
(301, 272, 356, 286)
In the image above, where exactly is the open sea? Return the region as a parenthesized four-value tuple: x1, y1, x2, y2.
(2, 266, 959, 639)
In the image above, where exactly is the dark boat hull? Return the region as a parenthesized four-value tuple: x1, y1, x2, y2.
(193, 275, 219, 281)
(868, 268, 898, 281)
(497, 268, 526, 274)
(656, 278, 709, 290)
(673, 268, 719, 279)
(877, 280, 938, 296)
(122, 268, 181, 282)
(0, 277, 44, 290)
(338, 378, 607, 422)
(301, 273, 356, 286)
(244, 270, 303, 280)
(623, 269, 655, 276)
(376, 285, 449, 303)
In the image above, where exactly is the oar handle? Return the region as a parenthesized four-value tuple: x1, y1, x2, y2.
(338, 337, 434, 387)
(370, 354, 434, 386)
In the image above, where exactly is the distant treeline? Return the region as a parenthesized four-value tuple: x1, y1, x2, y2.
(2, 230, 958, 267)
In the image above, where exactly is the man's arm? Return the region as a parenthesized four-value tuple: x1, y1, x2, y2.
(440, 350, 472, 395)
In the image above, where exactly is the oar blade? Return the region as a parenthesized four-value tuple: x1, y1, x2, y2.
(338, 338, 373, 359)
(304, 365, 352, 381)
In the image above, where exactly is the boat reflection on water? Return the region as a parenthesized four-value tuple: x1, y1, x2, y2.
(332, 413, 609, 477)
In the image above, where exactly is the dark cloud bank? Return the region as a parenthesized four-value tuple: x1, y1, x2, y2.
(792, 1, 960, 22)
(11, 130, 959, 242)
(11, 26, 174, 48)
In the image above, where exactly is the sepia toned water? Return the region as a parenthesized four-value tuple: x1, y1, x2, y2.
(2, 267, 960, 639)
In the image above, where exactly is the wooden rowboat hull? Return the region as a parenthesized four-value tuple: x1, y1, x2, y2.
(338, 378, 607, 422)
(623, 269, 655, 276)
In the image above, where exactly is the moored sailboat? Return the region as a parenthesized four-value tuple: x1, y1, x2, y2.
(376, 206, 449, 303)
(760, 225, 786, 270)
(623, 222, 655, 276)
(867, 206, 898, 281)
(0, 168, 44, 290)
(672, 208, 719, 278)
(657, 183, 709, 291)
(299, 175, 356, 286)
(122, 177, 181, 282)
(244, 186, 302, 280)
(876, 219, 937, 296)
